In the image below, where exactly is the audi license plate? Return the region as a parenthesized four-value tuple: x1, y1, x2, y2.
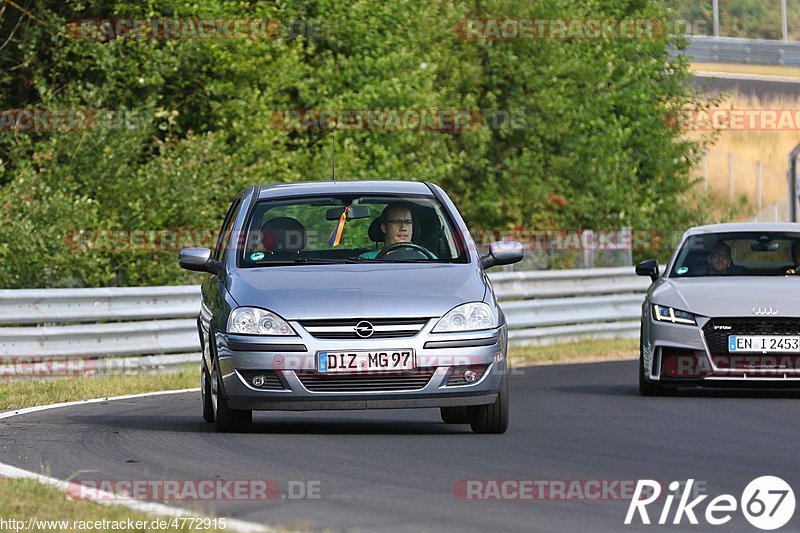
(728, 335, 800, 353)
(316, 350, 414, 373)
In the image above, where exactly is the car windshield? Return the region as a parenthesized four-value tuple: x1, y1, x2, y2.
(670, 231, 800, 277)
(237, 194, 467, 266)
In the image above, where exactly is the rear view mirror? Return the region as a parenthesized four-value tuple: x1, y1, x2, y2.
(325, 206, 372, 220)
(751, 242, 780, 252)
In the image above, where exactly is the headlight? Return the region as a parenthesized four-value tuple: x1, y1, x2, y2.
(433, 302, 497, 333)
(653, 304, 696, 325)
(227, 307, 296, 335)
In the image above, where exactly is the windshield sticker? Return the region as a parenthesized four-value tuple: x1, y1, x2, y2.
(676, 266, 688, 275)
(250, 251, 265, 261)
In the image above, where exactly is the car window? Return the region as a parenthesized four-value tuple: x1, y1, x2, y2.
(239, 194, 467, 266)
(670, 231, 800, 277)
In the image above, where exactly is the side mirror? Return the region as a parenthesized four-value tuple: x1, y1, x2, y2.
(635, 259, 659, 281)
(481, 241, 524, 269)
(178, 247, 220, 275)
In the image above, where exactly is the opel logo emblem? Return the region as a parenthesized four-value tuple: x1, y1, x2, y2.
(354, 320, 374, 338)
(752, 307, 778, 316)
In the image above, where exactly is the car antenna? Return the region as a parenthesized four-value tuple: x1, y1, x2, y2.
(331, 130, 336, 182)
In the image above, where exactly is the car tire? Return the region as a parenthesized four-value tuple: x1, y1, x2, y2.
(202, 364, 214, 423)
(211, 356, 252, 433)
(440, 406, 470, 424)
(469, 373, 508, 434)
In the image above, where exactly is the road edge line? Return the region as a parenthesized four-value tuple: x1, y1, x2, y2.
(0, 388, 274, 533)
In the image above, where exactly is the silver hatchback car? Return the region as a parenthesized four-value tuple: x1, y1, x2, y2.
(179, 180, 523, 433)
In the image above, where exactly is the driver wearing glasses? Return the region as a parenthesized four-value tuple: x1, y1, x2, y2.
(359, 202, 436, 259)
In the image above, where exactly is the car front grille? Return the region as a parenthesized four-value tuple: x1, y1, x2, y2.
(298, 318, 430, 339)
(703, 318, 800, 370)
(703, 318, 800, 354)
(296, 368, 436, 392)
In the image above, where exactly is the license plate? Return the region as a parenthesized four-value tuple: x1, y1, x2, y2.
(728, 335, 800, 353)
(316, 350, 414, 373)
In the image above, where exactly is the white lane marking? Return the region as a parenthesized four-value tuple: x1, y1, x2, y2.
(694, 70, 800, 83)
(0, 388, 199, 420)
(0, 388, 274, 533)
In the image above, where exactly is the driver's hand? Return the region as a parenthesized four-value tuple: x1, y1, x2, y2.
(788, 268, 797, 275)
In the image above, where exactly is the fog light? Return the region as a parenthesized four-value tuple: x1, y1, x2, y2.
(464, 370, 477, 383)
(252, 375, 266, 387)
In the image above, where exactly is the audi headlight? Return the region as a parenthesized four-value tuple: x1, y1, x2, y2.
(433, 302, 497, 333)
(653, 304, 696, 326)
(227, 307, 296, 335)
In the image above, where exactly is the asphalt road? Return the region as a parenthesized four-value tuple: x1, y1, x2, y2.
(2, 360, 799, 532)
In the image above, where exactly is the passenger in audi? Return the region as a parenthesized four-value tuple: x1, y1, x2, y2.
(785, 240, 800, 275)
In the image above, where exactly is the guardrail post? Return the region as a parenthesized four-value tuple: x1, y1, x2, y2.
(757, 160, 762, 211)
(582, 230, 595, 269)
(728, 153, 734, 200)
(782, 0, 789, 42)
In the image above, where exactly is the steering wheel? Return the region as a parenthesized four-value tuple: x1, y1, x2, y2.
(376, 242, 436, 260)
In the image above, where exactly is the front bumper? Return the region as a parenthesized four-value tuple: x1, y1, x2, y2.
(644, 316, 800, 387)
(212, 322, 507, 411)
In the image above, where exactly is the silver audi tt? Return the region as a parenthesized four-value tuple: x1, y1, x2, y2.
(179, 180, 523, 432)
(637, 222, 800, 394)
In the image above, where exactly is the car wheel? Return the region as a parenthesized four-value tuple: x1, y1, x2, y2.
(211, 357, 252, 432)
(469, 372, 508, 434)
(639, 336, 664, 396)
(202, 364, 214, 423)
(440, 406, 470, 424)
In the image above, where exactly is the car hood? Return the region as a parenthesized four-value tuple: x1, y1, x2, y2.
(653, 277, 800, 317)
(226, 263, 487, 320)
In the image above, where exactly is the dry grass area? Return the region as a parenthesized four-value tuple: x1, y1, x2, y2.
(692, 62, 800, 78)
(508, 339, 638, 367)
(686, 92, 800, 221)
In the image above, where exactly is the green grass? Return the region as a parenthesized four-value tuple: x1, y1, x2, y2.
(0, 365, 197, 412)
(508, 338, 638, 367)
(0, 477, 209, 532)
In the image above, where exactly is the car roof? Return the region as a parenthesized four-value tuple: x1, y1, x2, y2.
(256, 180, 434, 199)
(684, 222, 800, 236)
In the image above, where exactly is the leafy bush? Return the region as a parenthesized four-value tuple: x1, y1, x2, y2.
(0, 0, 706, 286)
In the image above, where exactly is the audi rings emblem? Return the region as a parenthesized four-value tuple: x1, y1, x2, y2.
(354, 320, 375, 338)
(752, 307, 778, 316)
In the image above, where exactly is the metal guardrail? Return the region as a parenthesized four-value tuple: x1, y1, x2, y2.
(491, 266, 650, 345)
(0, 267, 651, 375)
(683, 36, 800, 66)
